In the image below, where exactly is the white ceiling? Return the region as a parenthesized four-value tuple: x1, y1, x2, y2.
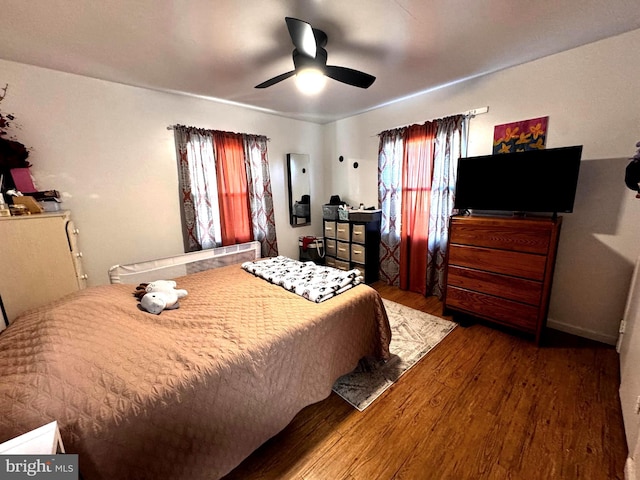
(1, 0, 639, 124)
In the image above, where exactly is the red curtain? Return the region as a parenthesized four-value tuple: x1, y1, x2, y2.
(213, 132, 253, 245)
(399, 122, 437, 294)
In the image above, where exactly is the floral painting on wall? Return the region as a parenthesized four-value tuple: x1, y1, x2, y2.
(493, 116, 548, 154)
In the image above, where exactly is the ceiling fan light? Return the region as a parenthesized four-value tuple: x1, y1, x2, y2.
(295, 69, 326, 95)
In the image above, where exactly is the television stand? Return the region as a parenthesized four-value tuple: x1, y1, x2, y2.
(443, 214, 562, 344)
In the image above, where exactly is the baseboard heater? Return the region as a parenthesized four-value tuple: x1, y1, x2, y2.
(108, 241, 262, 284)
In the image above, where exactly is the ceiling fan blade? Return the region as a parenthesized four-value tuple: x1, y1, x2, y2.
(285, 17, 316, 58)
(255, 70, 296, 89)
(325, 65, 376, 89)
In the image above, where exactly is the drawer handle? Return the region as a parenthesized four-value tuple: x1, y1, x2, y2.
(353, 249, 363, 255)
(338, 247, 347, 252)
(80, 274, 88, 280)
(353, 231, 363, 236)
(76, 252, 83, 258)
(337, 228, 347, 233)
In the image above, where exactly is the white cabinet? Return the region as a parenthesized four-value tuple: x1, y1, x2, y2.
(619, 255, 640, 479)
(0, 421, 65, 454)
(0, 211, 87, 329)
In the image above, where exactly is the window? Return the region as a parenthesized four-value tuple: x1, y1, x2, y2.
(378, 115, 466, 297)
(173, 126, 278, 257)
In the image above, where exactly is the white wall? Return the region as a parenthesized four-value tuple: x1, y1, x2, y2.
(0, 59, 328, 285)
(619, 255, 640, 476)
(328, 28, 640, 344)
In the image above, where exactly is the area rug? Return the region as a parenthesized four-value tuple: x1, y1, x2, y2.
(332, 299, 456, 411)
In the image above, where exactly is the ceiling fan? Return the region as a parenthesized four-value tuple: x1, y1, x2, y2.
(255, 17, 376, 90)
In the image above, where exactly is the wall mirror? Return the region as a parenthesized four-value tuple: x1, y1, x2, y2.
(287, 153, 311, 227)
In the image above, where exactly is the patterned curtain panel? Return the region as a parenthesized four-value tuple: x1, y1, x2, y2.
(174, 126, 221, 251)
(378, 129, 404, 286)
(174, 126, 277, 255)
(377, 115, 467, 298)
(243, 135, 279, 257)
(426, 115, 466, 298)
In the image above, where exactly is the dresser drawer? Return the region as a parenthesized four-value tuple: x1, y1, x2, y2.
(336, 241, 350, 261)
(351, 243, 366, 265)
(351, 224, 366, 244)
(447, 265, 542, 306)
(325, 238, 337, 257)
(324, 221, 336, 239)
(325, 256, 337, 268)
(445, 286, 538, 333)
(450, 218, 551, 254)
(336, 222, 350, 242)
(448, 244, 546, 281)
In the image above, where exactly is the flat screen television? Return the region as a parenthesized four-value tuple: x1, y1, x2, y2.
(453, 145, 583, 214)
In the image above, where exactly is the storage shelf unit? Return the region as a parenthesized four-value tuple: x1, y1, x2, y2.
(323, 210, 381, 284)
(0, 211, 87, 329)
(443, 215, 562, 343)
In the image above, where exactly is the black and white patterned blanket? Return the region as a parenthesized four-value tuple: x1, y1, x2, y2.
(241, 256, 363, 303)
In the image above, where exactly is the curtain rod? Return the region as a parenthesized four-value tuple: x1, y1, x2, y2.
(376, 106, 489, 136)
(167, 125, 270, 140)
(464, 106, 489, 117)
(167, 105, 489, 134)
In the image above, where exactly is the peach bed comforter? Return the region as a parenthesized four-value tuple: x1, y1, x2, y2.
(0, 264, 391, 479)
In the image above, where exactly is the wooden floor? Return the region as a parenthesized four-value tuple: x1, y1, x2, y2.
(223, 283, 628, 480)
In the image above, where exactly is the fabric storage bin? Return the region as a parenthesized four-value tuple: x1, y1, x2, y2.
(351, 224, 366, 244)
(351, 244, 366, 265)
(336, 222, 350, 242)
(325, 239, 337, 257)
(336, 241, 350, 261)
(322, 204, 340, 220)
(299, 237, 324, 263)
(349, 209, 382, 222)
(325, 256, 337, 268)
(324, 221, 336, 239)
(334, 259, 350, 271)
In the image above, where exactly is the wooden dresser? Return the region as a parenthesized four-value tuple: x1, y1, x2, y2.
(0, 211, 87, 329)
(443, 214, 562, 343)
(323, 210, 381, 284)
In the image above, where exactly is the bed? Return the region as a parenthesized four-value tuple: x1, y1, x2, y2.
(0, 248, 391, 479)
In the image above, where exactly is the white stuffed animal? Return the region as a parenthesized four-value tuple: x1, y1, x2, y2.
(145, 280, 186, 295)
(139, 280, 188, 315)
